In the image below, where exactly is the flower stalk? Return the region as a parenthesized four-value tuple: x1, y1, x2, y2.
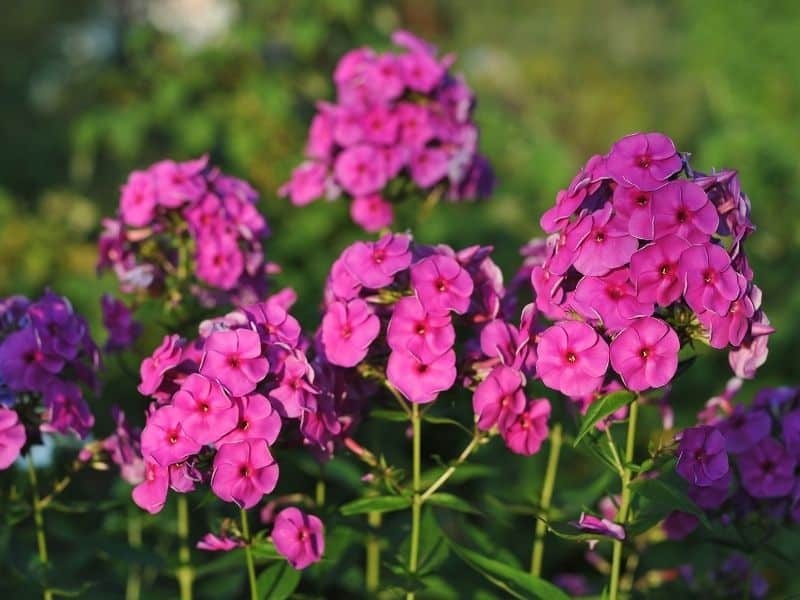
(530, 422, 563, 577)
(240, 508, 258, 600)
(407, 402, 422, 600)
(609, 400, 639, 600)
(176, 495, 194, 600)
(27, 455, 53, 600)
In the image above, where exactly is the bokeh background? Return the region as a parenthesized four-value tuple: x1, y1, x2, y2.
(1, 1, 799, 598)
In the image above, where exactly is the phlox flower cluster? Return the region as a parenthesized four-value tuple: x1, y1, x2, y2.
(280, 30, 494, 232)
(318, 233, 548, 455)
(664, 382, 800, 540)
(101, 294, 142, 352)
(131, 290, 354, 523)
(0, 293, 101, 469)
(99, 156, 272, 308)
(530, 132, 770, 398)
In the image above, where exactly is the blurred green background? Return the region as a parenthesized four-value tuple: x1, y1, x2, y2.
(1, 0, 799, 597)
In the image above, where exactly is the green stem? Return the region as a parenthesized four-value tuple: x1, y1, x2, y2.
(530, 423, 563, 577)
(315, 478, 326, 507)
(609, 400, 639, 600)
(406, 403, 422, 600)
(126, 506, 143, 600)
(240, 508, 258, 600)
(365, 511, 382, 593)
(176, 495, 193, 600)
(419, 430, 482, 503)
(27, 455, 53, 600)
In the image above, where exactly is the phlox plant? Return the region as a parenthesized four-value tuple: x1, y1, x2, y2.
(2, 29, 796, 600)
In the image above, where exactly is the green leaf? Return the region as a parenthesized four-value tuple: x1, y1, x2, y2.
(574, 391, 637, 446)
(426, 493, 481, 515)
(340, 495, 411, 516)
(371, 409, 409, 422)
(250, 541, 282, 561)
(628, 477, 711, 529)
(257, 561, 301, 600)
(447, 539, 570, 600)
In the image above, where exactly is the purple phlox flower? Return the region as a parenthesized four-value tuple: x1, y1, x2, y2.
(629, 234, 690, 306)
(675, 426, 729, 487)
(342, 233, 412, 289)
(200, 329, 269, 397)
(738, 438, 796, 499)
(572, 512, 625, 549)
(472, 365, 526, 431)
(386, 348, 456, 404)
(211, 438, 279, 509)
(387, 296, 455, 359)
(662, 511, 699, 540)
(411, 254, 474, 315)
(217, 393, 282, 446)
(687, 469, 730, 510)
(138, 334, 185, 398)
(140, 405, 201, 467)
(172, 373, 238, 446)
(0, 407, 25, 469)
(101, 294, 142, 352)
(196, 532, 244, 552)
(500, 397, 551, 456)
(652, 180, 719, 244)
(606, 132, 682, 191)
(718, 404, 771, 454)
(132, 459, 169, 514)
(320, 299, 380, 368)
(680, 243, 743, 316)
(572, 268, 654, 333)
(350, 195, 394, 233)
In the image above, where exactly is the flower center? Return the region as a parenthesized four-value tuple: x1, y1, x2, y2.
(227, 354, 241, 369)
(636, 155, 651, 168)
(703, 269, 715, 284)
(372, 249, 386, 264)
(239, 465, 251, 478)
(416, 363, 429, 374)
(639, 347, 650, 359)
(565, 351, 577, 364)
(415, 323, 426, 336)
(239, 420, 250, 431)
(676, 208, 689, 224)
(659, 264, 671, 276)
(341, 324, 352, 339)
(435, 278, 448, 293)
(200, 402, 210, 413)
(594, 231, 606, 243)
(168, 431, 179, 445)
(636, 195, 649, 207)
(761, 460, 774, 474)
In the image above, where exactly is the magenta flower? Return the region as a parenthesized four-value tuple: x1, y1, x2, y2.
(200, 329, 269, 397)
(652, 181, 719, 244)
(271, 507, 325, 570)
(211, 439, 279, 509)
(195, 234, 245, 291)
(729, 312, 772, 379)
(501, 398, 551, 456)
(334, 145, 387, 196)
(132, 459, 169, 514)
(410, 147, 450, 188)
(279, 161, 328, 206)
(172, 374, 238, 446)
(320, 299, 380, 368)
(613, 186, 657, 239)
(120, 170, 157, 227)
(738, 438, 796, 499)
(196, 533, 244, 552)
(0, 407, 25, 469)
(386, 349, 456, 404)
(350, 195, 394, 233)
(140, 405, 201, 466)
(42, 380, 94, 439)
(609, 317, 679, 391)
(698, 291, 755, 349)
(138, 334, 184, 397)
(269, 354, 317, 419)
(629, 234, 691, 306)
(479, 319, 520, 366)
(687, 470, 730, 510)
(675, 426, 729, 487)
(151, 156, 207, 208)
(573, 512, 625, 548)
(573, 269, 654, 332)
(680, 243, 743, 316)
(536, 321, 609, 398)
(606, 132, 682, 191)
(342, 233, 412, 289)
(411, 254, 474, 315)
(217, 393, 282, 446)
(387, 296, 455, 358)
(399, 48, 444, 93)
(571, 205, 639, 276)
(473, 365, 526, 431)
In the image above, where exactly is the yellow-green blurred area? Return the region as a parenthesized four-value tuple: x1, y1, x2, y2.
(1, 1, 798, 405)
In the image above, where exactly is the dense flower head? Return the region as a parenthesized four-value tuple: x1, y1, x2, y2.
(670, 383, 800, 535)
(281, 30, 494, 230)
(0, 291, 101, 469)
(99, 155, 272, 309)
(133, 290, 349, 514)
(530, 131, 770, 397)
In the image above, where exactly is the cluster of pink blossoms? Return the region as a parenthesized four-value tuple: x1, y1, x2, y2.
(99, 156, 273, 308)
(281, 30, 494, 232)
(317, 233, 548, 455)
(0, 293, 101, 469)
(526, 132, 770, 399)
(132, 290, 342, 513)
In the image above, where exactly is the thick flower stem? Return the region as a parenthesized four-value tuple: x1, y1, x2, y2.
(609, 400, 639, 600)
(315, 478, 326, 507)
(406, 403, 422, 600)
(530, 422, 563, 577)
(240, 508, 258, 600)
(176, 495, 194, 600)
(365, 511, 382, 593)
(126, 507, 143, 600)
(27, 455, 53, 600)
